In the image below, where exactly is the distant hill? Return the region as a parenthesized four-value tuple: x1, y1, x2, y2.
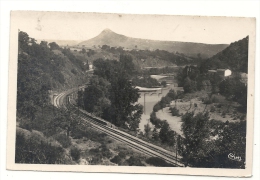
(78, 29, 228, 58)
(200, 36, 249, 73)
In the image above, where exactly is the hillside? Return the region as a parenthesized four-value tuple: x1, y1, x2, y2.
(78, 29, 228, 58)
(16, 31, 89, 164)
(200, 36, 249, 73)
(17, 31, 90, 118)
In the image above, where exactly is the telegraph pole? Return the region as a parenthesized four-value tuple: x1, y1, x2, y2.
(143, 92, 149, 115)
(144, 93, 146, 114)
(53, 94, 56, 115)
(78, 85, 80, 117)
(176, 135, 178, 161)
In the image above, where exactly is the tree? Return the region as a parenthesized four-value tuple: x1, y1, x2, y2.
(167, 130, 176, 146)
(70, 147, 81, 161)
(170, 107, 180, 116)
(46, 110, 76, 137)
(83, 76, 110, 113)
(49, 42, 60, 50)
(181, 112, 210, 166)
(81, 48, 86, 54)
(159, 120, 171, 143)
(18, 31, 30, 52)
(109, 75, 142, 130)
(15, 132, 66, 164)
(40, 41, 48, 48)
(119, 54, 136, 77)
(144, 123, 152, 137)
(161, 81, 167, 87)
(183, 77, 196, 93)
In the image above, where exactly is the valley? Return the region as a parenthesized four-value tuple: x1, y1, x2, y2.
(15, 28, 248, 169)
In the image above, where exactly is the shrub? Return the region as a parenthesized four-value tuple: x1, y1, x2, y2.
(146, 157, 175, 167)
(118, 151, 126, 159)
(204, 98, 212, 104)
(70, 147, 81, 161)
(110, 154, 123, 165)
(210, 106, 215, 112)
(170, 107, 180, 116)
(217, 104, 222, 108)
(127, 156, 144, 166)
(91, 154, 102, 164)
(19, 119, 33, 131)
(221, 112, 226, 118)
(71, 68, 77, 75)
(240, 115, 246, 121)
(89, 144, 112, 159)
(153, 102, 161, 112)
(161, 81, 167, 87)
(15, 132, 66, 164)
(100, 144, 112, 158)
(53, 133, 71, 148)
(150, 112, 163, 128)
(211, 95, 219, 103)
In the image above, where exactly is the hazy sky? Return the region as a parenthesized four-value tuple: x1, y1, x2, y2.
(11, 11, 254, 44)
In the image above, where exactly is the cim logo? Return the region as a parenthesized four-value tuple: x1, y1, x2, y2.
(228, 153, 242, 162)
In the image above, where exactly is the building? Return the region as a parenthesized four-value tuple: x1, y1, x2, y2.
(216, 69, 232, 77)
(89, 63, 93, 70)
(208, 69, 232, 77)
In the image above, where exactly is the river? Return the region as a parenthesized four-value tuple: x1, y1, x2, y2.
(137, 78, 183, 135)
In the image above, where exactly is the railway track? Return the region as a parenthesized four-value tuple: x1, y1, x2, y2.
(54, 87, 184, 167)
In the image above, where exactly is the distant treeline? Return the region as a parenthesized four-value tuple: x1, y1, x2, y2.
(100, 44, 199, 66)
(131, 76, 161, 88)
(142, 66, 180, 75)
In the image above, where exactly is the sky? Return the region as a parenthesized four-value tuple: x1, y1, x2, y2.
(11, 11, 254, 44)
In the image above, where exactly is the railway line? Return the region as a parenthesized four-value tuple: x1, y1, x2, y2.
(54, 87, 184, 167)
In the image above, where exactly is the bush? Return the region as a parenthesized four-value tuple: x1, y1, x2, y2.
(240, 115, 246, 121)
(70, 147, 81, 161)
(110, 155, 122, 164)
(161, 81, 167, 87)
(100, 144, 112, 158)
(71, 68, 77, 75)
(150, 112, 163, 128)
(211, 95, 219, 103)
(127, 156, 144, 166)
(146, 157, 175, 167)
(91, 154, 102, 164)
(118, 151, 126, 158)
(131, 76, 160, 88)
(170, 107, 180, 116)
(204, 98, 212, 104)
(53, 133, 71, 148)
(15, 132, 66, 164)
(217, 103, 222, 108)
(153, 102, 161, 112)
(210, 106, 215, 112)
(89, 143, 112, 159)
(19, 119, 33, 131)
